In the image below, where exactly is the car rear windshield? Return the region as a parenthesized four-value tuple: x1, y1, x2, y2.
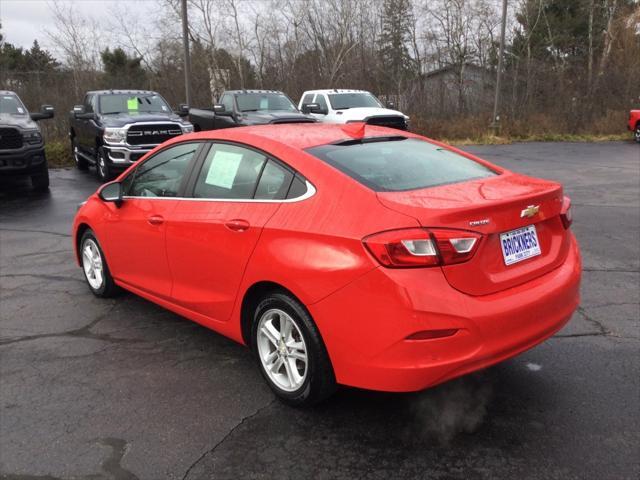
(307, 138, 497, 192)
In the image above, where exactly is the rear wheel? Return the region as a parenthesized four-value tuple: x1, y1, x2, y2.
(80, 229, 118, 297)
(96, 147, 112, 182)
(71, 137, 88, 170)
(635, 124, 640, 144)
(31, 161, 49, 192)
(251, 292, 336, 407)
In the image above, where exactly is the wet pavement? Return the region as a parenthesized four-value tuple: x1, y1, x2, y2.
(1, 141, 638, 479)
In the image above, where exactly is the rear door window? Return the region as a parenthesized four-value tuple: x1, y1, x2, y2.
(193, 144, 266, 199)
(307, 138, 496, 192)
(254, 160, 294, 200)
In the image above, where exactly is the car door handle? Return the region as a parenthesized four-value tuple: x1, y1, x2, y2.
(147, 215, 164, 226)
(225, 219, 250, 232)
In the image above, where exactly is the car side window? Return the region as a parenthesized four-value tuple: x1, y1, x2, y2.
(301, 93, 314, 106)
(194, 144, 267, 199)
(254, 160, 294, 200)
(126, 143, 199, 197)
(220, 94, 234, 113)
(315, 94, 328, 112)
(84, 95, 94, 113)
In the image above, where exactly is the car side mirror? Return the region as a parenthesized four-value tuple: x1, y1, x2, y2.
(177, 104, 189, 117)
(386, 101, 395, 109)
(302, 103, 325, 115)
(213, 104, 228, 114)
(98, 181, 123, 207)
(30, 104, 55, 121)
(73, 105, 86, 117)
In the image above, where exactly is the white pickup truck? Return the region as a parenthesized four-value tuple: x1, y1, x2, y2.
(298, 89, 409, 130)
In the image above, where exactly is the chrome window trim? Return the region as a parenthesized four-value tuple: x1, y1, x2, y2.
(122, 180, 316, 203)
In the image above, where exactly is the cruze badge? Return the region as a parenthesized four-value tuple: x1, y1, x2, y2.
(520, 205, 540, 218)
(469, 219, 490, 226)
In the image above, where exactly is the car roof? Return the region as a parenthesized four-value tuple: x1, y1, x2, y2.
(303, 89, 369, 95)
(183, 123, 419, 150)
(225, 90, 284, 95)
(87, 90, 159, 95)
(0, 90, 18, 96)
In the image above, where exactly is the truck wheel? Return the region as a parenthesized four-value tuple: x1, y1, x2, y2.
(96, 147, 112, 182)
(71, 137, 88, 170)
(31, 161, 50, 192)
(635, 124, 640, 144)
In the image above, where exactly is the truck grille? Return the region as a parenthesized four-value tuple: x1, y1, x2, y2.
(126, 124, 183, 146)
(0, 128, 23, 149)
(365, 116, 407, 130)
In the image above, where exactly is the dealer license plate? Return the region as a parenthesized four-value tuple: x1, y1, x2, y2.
(500, 225, 541, 266)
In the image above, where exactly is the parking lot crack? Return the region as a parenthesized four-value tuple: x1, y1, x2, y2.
(0, 303, 141, 347)
(181, 399, 276, 480)
(0, 227, 71, 238)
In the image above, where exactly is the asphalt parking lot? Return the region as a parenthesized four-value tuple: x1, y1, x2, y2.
(1, 141, 638, 480)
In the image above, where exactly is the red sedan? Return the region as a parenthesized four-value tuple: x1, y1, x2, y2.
(72, 123, 581, 406)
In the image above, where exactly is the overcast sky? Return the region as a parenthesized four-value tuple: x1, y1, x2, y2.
(0, 0, 156, 50)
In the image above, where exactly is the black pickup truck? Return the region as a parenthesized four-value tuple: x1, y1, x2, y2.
(69, 90, 193, 181)
(188, 90, 315, 131)
(0, 90, 55, 191)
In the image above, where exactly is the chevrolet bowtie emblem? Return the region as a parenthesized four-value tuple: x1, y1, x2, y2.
(520, 205, 540, 218)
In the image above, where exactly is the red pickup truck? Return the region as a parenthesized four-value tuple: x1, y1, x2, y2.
(629, 110, 640, 143)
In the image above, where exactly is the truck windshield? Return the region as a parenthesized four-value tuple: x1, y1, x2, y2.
(328, 93, 382, 110)
(99, 94, 172, 115)
(236, 93, 297, 112)
(0, 94, 27, 115)
(307, 138, 497, 192)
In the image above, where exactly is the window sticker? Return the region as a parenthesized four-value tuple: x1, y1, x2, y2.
(205, 150, 244, 189)
(127, 97, 139, 111)
(161, 105, 168, 111)
(259, 97, 269, 109)
(17, 107, 24, 114)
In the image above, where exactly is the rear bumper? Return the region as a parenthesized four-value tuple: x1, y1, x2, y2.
(0, 147, 46, 176)
(309, 233, 581, 392)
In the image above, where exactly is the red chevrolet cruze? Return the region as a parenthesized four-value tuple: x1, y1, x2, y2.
(73, 123, 581, 406)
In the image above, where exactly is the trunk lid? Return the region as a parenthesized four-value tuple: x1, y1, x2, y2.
(377, 172, 570, 296)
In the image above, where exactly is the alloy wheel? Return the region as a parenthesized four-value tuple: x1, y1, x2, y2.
(82, 239, 104, 290)
(256, 308, 308, 392)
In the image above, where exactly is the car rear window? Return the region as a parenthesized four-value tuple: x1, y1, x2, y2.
(306, 138, 497, 192)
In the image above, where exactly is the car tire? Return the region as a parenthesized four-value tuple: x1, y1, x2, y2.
(251, 292, 336, 407)
(31, 161, 50, 192)
(635, 124, 640, 144)
(80, 229, 118, 298)
(96, 147, 112, 182)
(72, 137, 89, 170)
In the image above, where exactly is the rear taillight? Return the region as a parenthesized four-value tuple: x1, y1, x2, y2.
(560, 196, 572, 229)
(363, 228, 481, 268)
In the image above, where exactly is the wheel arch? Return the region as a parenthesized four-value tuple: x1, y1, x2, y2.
(75, 222, 92, 265)
(240, 280, 306, 348)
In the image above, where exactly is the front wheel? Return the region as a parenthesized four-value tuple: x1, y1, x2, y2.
(251, 292, 336, 407)
(71, 137, 88, 170)
(96, 147, 112, 182)
(31, 161, 49, 191)
(80, 229, 118, 297)
(635, 124, 640, 144)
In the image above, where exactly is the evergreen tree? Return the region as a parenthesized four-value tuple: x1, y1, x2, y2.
(378, 0, 416, 94)
(101, 47, 147, 88)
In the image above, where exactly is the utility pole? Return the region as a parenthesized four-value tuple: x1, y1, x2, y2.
(181, 0, 192, 107)
(490, 0, 508, 136)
